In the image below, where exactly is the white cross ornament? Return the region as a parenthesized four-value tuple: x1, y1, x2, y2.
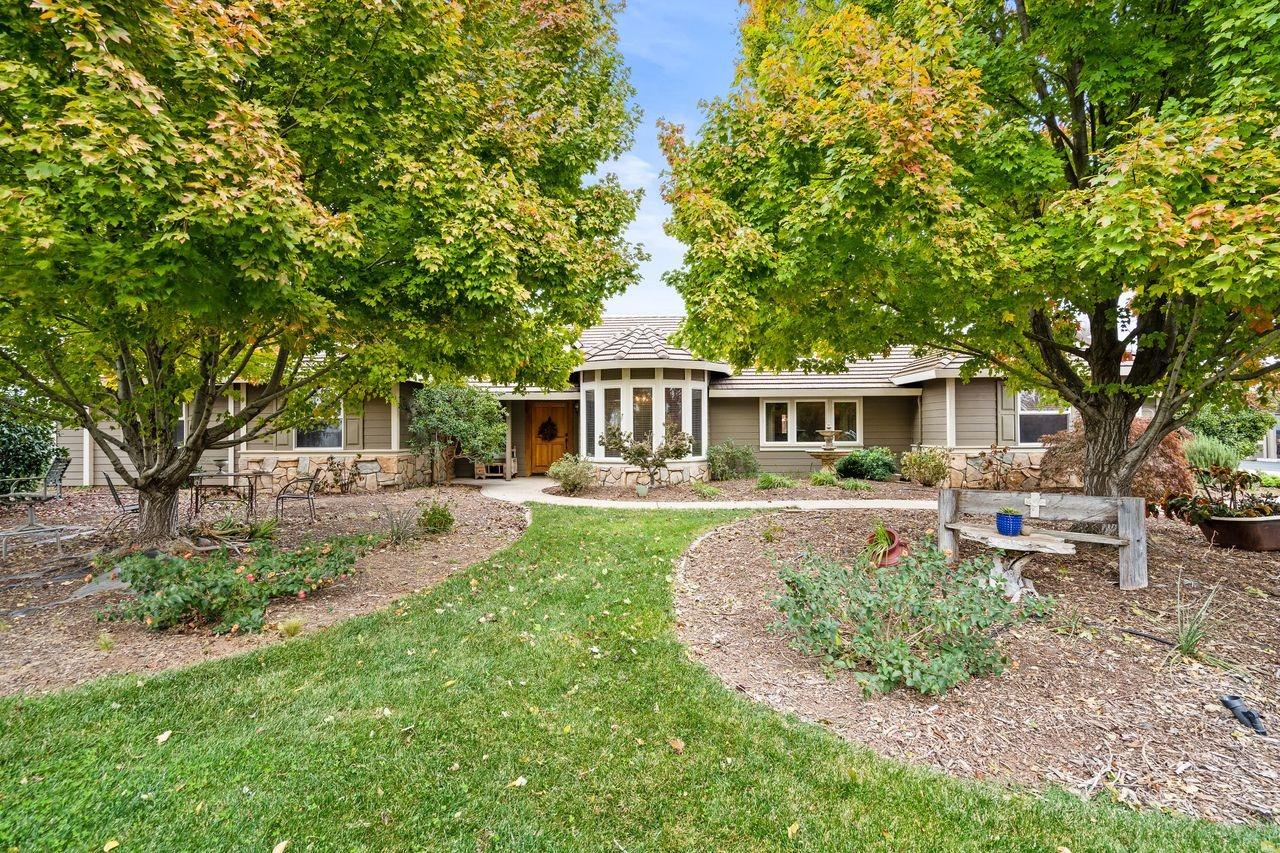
(1023, 492, 1048, 519)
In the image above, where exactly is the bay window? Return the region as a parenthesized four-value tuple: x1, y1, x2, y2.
(580, 366, 709, 459)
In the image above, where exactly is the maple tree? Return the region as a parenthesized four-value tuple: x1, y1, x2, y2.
(0, 0, 639, 537)
(662, 0, 1280, 496)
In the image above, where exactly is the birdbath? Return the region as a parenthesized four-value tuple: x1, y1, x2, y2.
(808, 429, 846, 474)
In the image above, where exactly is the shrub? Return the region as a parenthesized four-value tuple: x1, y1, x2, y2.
(1186, 403, 1274, 459)
(706, 439, 759, 481)
(834, 447, 896, 481)
(547, 454, 596, 495)
(809, 469, 840, 487)
(418, 499, 455, 534)
(0, 409, 57, 484)
(899, 448, 949, 487)
(773, 545, 1051, 695)
(1039, 418, 1194, 501)
(756, 472, 797, 489)
(103, 536, 372, 634)
(691, 480, 722, 499)
(408, 384, 507, 483)
(1183, 434, 1241, 472)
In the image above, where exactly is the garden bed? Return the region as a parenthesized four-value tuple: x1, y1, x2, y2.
(549, 477, 936, 502)
(676, 509, 1280, 825)
(0, 486, 526, 696)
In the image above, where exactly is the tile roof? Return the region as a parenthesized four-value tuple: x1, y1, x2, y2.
(710, 347, 930, 391)
(579, 316, 699, 363)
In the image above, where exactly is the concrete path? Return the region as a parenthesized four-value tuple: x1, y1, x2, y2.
(454, 477, 935, 511)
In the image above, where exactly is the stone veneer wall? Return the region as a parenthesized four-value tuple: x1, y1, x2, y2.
(938, 447, 1080, 490)
(240, 452, 431, 494)
(593, 459, 709, 488)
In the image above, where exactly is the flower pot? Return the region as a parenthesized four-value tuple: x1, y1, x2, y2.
(1196, 515, 1280, 551)
(635, 483, 649, 498)
(995, 512, 1023, 536)
(866, 526, 909, 567)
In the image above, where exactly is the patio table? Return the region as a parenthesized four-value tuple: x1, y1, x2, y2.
(188, 470, 273, 520)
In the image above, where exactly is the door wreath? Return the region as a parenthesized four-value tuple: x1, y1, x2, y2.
(537, 417, 559, 442)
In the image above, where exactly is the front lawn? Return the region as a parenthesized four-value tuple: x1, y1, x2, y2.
(1, 506, 1272, 850)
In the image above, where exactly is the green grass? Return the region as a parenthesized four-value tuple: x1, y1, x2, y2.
(1, 506, 1273, 850)
(756, 472, 797, 490)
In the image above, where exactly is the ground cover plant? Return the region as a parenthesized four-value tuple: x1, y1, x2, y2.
(774, 544, 1051, 696)
(101, 536, 376, 634)
(756, 472, 797, 490)
(0, 507, 1271, 849)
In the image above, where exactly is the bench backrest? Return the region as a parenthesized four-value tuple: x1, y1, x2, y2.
(938, 488, 1148, 590)
(947, 488, 1135, 525)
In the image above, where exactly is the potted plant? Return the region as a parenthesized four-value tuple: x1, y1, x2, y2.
(864, 521, 909, 567)
(1162, 467, 1280, 551)
(995, 506, 1023, 536)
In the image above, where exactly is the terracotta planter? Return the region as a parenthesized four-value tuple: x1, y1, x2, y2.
(1197, 515, 1280, 551)
(866, 526, 910, 567)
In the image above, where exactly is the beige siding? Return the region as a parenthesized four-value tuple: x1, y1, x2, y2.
(91, 423, 137, 484)
(56, 427, 84, 485)
(955, 380, 997, 447)
(862, 397, 915, 454)
(708, 396, 917, 475)
(361, 398, 393, 449)
(919, 381, 948, 445)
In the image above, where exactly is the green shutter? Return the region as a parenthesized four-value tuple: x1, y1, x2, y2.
(997, 381, 1017, 445)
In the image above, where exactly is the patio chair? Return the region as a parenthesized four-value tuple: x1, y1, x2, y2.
(275, 474, 320, 522)
(0, 455, 70, 527)
(103, 473, 139, 527)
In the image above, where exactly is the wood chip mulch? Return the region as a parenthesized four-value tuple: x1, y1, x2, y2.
(0, 486, 526, 697)
(550, 478, 936, 502)
(675, 509, 1280, 825)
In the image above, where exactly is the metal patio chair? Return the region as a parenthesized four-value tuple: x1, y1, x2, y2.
(275, 474, 320, 522)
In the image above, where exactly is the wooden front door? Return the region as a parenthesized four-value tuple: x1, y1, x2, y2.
(527, 402, 572, 474)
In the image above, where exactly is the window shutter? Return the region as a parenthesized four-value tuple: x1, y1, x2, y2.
(691, 388, 703, 455)
(997, 381, 1017, 445)
(585, 390, 596, 456)
(344, 410, 362, 449)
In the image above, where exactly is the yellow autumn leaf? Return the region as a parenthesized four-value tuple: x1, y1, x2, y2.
(103, 842, 120, 852)
(787, 822, 800, 839)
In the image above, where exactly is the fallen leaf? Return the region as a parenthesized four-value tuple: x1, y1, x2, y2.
(156, 730, 172, 745)
(103, 842, 120, 852)
(668, 738, 685, 755)
(272, 842, 290, 853)
(507, 776, 527, 788)
(787, 822, 800, 839)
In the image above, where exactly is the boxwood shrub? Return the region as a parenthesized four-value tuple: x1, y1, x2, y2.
(834, 446, 896, 481)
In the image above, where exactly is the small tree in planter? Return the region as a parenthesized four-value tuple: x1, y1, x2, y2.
(601, 424, 692, 495)
(409, 385, 507, 484)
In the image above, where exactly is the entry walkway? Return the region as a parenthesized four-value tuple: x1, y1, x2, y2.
(455, 477, 935, 511)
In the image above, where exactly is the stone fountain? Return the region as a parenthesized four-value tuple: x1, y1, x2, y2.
(808, 429, 846, 474)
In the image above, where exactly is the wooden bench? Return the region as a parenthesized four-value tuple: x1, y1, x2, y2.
(937, 488, 1148, 591)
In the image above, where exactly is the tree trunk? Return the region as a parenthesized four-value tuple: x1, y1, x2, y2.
(137, 488, 182, 541)
(1079, 407, 1138, 498)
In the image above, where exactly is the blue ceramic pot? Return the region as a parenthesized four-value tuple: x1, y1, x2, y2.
(995, 512, 1023, 536)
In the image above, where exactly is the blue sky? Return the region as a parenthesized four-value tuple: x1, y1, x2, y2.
(602, 1, 743, 316)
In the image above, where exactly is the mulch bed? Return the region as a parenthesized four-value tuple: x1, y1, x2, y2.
(676, 509, 1280, 825)
(0, 486, 526, 697)
(550, 477, 937, 502)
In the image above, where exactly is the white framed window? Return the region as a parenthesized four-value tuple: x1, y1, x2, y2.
(296, 402, 344, 449)
(760, 399, 862, 446)
(173, 405, 186, 446)
(581, 367, 708, 460)
(1017, 391, 1069, 445)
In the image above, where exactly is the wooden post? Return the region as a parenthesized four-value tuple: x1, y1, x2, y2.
(937, 488, 959, 562)
(1117, 497, 1147, 590)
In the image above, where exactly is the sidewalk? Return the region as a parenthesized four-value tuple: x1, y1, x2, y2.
(454, 477, 935, 511)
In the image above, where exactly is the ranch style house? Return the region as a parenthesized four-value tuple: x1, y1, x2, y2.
(55, 316, 1071, 492)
